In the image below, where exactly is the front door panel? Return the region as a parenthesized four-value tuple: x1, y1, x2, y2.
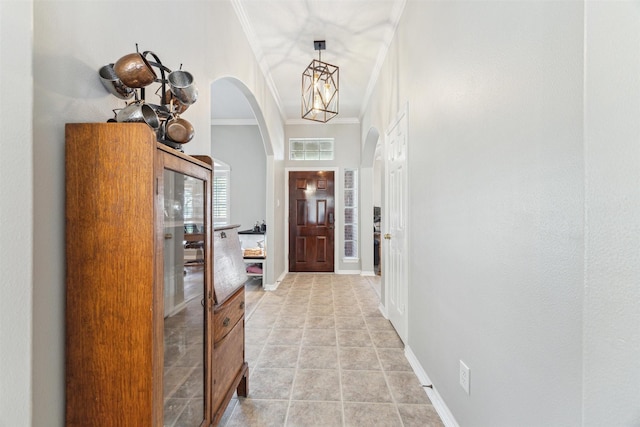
(289, 171, 335, 272)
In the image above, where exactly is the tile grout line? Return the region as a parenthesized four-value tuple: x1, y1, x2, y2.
(333, 278, 347, 427)
(283, 275, 309, 426)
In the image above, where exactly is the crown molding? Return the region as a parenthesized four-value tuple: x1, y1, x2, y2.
(285, 117, 361, 126)
(230, 0, 286, 123)
(359, 0, 407, 120)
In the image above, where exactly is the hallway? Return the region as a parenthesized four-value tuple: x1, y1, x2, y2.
(219, 273, 444, 426)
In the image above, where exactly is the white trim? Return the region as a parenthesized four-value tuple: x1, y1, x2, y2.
(378, 302, 388, 319)
(164, 301, 186, 318)
(360, 270, 376, 277)
(263, 270, 288, 291)
(335, 269, 361, 275)
(359, 0, 407, 119)
(262, 281, 278, 291)
(285, 167, 340, 274)
(286, 117, 360, 126)
(404, 346, 460, 427)
(230, 0, 286, 122)
(383, 103, 409, 343)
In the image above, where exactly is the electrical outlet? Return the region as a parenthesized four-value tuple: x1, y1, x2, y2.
(459, 360, 470, 395)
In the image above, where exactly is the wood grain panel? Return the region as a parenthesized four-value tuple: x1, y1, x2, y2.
(317, 199, 326, 224)
(316, 236, 327, 262)
(296, 236, 307, 262)
(288, 171, 335, 272)
(296, 199, 306, 226)
(65, 123, 215, 426)
(213, 287, 245, 343)
(65, 123, 156, 426)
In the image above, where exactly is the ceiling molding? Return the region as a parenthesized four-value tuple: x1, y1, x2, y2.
(359, 0, 407, 120)
(230, 0, 286, 122)
(285, 117, 360, 126)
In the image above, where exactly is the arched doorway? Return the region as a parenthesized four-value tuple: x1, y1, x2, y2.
(210, 77, 275, 288)
(361, 127, 383, 292)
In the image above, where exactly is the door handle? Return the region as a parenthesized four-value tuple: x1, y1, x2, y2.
(384, 233, 392, 240)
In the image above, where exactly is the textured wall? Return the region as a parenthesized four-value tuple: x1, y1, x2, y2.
(0, 2, 33, 425)
(583, 2, 640, 425)
(363, 1, 585, 425)
(211, 124, 267, 231)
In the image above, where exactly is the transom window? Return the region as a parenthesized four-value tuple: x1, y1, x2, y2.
(289, 138, 334, 161)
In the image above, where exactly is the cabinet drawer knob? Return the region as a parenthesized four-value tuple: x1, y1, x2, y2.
(240, 301, 245, 309)
(223, 317, 230, 327)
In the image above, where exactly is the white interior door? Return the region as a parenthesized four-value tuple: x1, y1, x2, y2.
(384, 108, 408, 343)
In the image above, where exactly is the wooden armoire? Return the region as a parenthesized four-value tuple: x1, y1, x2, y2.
(65, 123, 248, 426)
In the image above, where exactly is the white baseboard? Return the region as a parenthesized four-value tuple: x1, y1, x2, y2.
(378, 302, 388, 319)
(335, 269, 362, 275)
(404, 345, 460, 427)
(165, 300, 187, 318)
(263, 282, 279, 291)
(360, 270, 376, 277)
(263, 270, 288, 291)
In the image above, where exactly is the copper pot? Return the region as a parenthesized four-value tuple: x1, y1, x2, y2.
(166, 117, 194, 144)
(113, 52, 157, 88)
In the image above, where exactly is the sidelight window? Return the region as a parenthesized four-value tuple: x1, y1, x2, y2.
(344, 168, 358, 259)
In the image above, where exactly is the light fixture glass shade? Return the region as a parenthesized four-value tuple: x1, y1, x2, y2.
(302, 59, 339, 123)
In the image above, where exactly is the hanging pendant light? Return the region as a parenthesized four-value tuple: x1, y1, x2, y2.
(301, 40, 339, 123)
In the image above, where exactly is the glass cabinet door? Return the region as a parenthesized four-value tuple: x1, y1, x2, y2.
(162, 170, 207, 426)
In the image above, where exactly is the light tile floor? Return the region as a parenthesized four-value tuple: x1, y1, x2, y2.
(218, 273, 445, 427)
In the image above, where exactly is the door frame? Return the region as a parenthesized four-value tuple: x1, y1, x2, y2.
(285, 167, 340, 273)
(383, 105, 409, 343)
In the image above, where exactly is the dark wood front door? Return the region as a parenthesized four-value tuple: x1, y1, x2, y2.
(289, 171, 335, 272)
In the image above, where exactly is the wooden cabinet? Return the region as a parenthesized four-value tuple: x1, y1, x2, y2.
(211, 225, 249, 425)
(65, 123, 247, 427)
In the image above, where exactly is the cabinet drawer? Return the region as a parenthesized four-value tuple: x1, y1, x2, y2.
(213, 318, 244, 410)
(213, 287, 245, 343)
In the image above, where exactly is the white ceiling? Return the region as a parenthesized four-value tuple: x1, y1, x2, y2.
(211, 0, 405, 124)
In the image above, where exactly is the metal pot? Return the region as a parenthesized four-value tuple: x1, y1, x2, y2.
(166, 116, 194, 143)
(115, 103, 160, 129)
(168, 70, 198, 105)
(98, 64, 134, 99)
(113, 52, 157, 88)
(162, 91, 189, 114)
